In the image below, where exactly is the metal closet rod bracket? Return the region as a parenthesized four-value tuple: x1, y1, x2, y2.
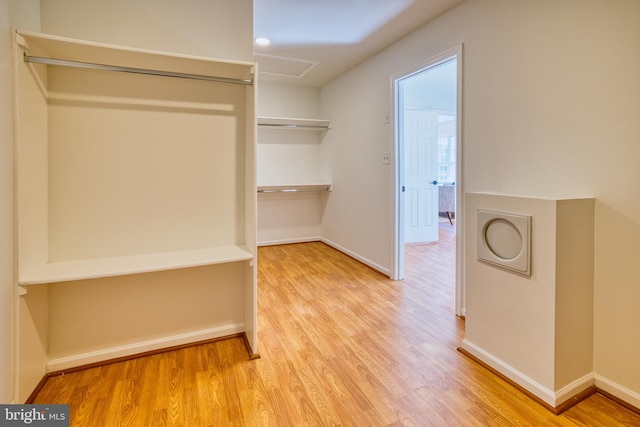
(23, 53, 254, 86)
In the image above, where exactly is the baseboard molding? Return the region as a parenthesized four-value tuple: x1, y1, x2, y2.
(458, 339, 595, 412)
(320, 238, 391, 277)
(595, 374, 640, 414)
(555, 373, 596, 410)
(257, 236, 321, 247)
(46, 323, 245, 372)
(459, 339, 557, 408)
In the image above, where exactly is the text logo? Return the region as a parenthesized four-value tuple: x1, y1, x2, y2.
(0, 405, 69, 426)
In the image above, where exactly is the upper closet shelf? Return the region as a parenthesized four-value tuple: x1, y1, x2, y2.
(19, 245, 254, 286)
(258, 116, 331, 130)
(15, 30, 255, 85)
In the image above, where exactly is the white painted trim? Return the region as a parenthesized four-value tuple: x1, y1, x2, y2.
(453, 44, 465, 318)
(555, 373, 596, 405)
(391, 67, 404, 281)
(460, 339, 556, 406)
(595, 374, 640, 410)
(460, 339, 600, 408)
(257, 237, 322, 247)
(46, 323, 245, 372)
(390, 44, 466, 316)
(321, 238, 391, 277)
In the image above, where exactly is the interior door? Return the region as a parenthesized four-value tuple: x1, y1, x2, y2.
(404, 108, 439, 243)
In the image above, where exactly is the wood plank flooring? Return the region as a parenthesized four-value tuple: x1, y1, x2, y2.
(33, 224, 640, 426)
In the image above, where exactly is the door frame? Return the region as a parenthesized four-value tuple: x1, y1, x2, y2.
(391, 44, 465, 316)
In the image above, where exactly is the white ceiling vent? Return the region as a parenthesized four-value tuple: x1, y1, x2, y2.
(254, 53, 318, 78)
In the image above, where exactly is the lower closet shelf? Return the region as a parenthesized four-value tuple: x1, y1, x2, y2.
(19, 245, 254, 286)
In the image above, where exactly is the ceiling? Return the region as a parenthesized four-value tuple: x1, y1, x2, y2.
(253, 0, 464, 87)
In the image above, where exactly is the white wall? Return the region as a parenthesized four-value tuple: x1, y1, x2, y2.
(40, 0, 253, 62)
(258, 80, 320, 118)
(320, 55, 396, 271)
(0, 0, 14, 404)
(1, 0, 41, 404)
(321, 0, 640, 404)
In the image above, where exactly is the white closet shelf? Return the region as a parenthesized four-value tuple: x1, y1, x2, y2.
(257, 116, 331, 130)
(15, 30, 255, 84)
(258, 184, 332, 193)
(19, 245, 254, 286)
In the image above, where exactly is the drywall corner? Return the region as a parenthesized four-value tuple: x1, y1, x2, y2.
(554, 199, 595, 390)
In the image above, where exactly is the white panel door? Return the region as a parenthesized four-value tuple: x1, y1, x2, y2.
(404, 109, 439, 243)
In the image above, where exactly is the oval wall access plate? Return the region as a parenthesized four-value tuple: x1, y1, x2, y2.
(477, 210, 531, 276)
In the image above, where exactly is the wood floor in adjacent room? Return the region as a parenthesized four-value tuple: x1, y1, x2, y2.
(33, 224, 640, 426)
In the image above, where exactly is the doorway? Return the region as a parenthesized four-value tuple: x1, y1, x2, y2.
(392, 47, 464, 316)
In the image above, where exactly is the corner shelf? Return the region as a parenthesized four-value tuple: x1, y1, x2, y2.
(258, 116, 331, 130)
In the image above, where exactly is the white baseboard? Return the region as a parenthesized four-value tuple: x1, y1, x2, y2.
(459, 339, 596, 408)
(596, 374, 640, 410)
(46, 323, 245, 372)
(555, 372, 596, 406)
(257, 236, 321, 247)
(459, 339, 557, 406)
(321, 238, 391, 277)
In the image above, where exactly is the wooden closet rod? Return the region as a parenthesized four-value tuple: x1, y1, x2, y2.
(23, 53, 253, 85)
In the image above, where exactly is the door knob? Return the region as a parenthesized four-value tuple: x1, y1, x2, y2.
(431, 180, 438, 185)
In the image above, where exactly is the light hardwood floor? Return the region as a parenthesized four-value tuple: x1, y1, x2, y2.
(33, 224, 640, 426)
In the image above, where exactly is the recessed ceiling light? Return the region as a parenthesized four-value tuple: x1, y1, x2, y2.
(255, 37, 270, 46)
